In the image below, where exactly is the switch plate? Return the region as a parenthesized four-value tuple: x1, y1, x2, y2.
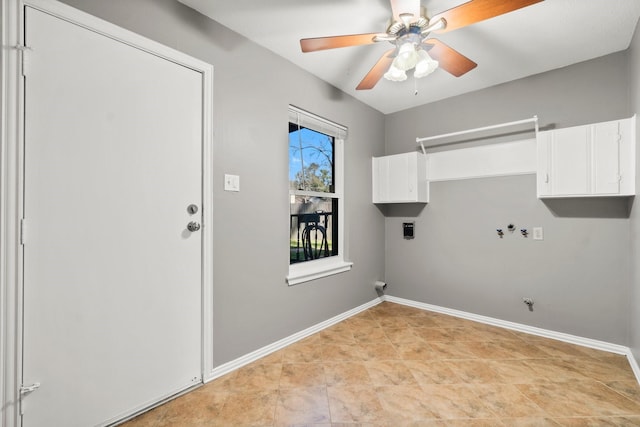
(224, 174, 240, 192)
(533, 227, 543, 240)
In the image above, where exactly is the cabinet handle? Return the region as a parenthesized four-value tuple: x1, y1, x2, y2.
(544, 173, 549, 183)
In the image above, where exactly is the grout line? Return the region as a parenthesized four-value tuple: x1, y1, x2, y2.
(382, 294, 640, 387)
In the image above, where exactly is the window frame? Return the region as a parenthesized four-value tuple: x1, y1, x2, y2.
(287, 106, 352, 285)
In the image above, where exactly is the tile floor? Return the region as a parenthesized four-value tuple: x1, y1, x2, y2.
(121, 302, 640, 426)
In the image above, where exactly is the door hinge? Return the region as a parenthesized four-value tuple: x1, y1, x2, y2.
(16, 45, 32, 77)
(20, 218, 27, 245)
(19, 383, 40, 415)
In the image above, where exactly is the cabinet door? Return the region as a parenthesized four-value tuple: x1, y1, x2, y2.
(387, 154, 410, 201)
(373, 156, 390, 203)
(551, 126, 590, 195)
(592, 121, 620, 194)
(536, 131, 552, 196)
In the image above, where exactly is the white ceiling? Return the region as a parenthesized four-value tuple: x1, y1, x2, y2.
(178, 0, 640, 114)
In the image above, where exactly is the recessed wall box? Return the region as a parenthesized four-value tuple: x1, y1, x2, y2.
(403, 222, 415, 239)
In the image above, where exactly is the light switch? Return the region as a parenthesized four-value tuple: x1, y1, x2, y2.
(533, 227, 543, 240)
(224, 174, 240, 192)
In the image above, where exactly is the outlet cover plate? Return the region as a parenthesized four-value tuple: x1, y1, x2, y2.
(533, 227, 543, 240)
(224, 174, 240, 192)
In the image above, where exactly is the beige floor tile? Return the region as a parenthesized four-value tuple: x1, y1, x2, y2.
(604, 380, 640, 401)
(279, 362, 326, 389)
(567, 357, 637, 382)
(327, 385, 388, 423)
(384, 327, 423, 344)
(429, 341, 481, 360)
(318, 327, 356, 344)
(282, 340, 324, 363)
(445, 360, 504, 383)
(524, 358, 592, 382)
(228, 362, 283, 391)
(394, 340, 439, 360)
(498, 418, 561, 427)
(487, 359, 549, 384)
(364, 360, 417, 386)
(471, 383, 547, 417)
(405, 315, 441, 328)
(375, 385, 439, 421)
(121, 302, 640, 426)
(212, 390, 278, 426)
(324, 361, 372, 386)
(353, 326, 389, 343)
(552, 416, 640, 426)
(321, 343, 366, 362)
(443, 420, 507, 427)
(418, 384, 496, 419)
(274, 386, 331, 425)
(517, 380, 640, 417)
(404, 360, 461, 385)
(414, 327, 459, 342)
(358, 342, 401, 361)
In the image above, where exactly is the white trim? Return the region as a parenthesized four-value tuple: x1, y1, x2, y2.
(628, 349, 640, 383)
(1, 1, 215, 425)
(383, 295, 629, 354)
(1, 0, 23, 425)
(383, 295, 640, 385)
(205, 298, 381, 381)
(204, 292, 640, 387)
(286, 259, 353, 286)
(288, 135, 350, 285)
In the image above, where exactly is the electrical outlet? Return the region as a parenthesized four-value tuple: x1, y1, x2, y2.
(533, 227, 543, 240)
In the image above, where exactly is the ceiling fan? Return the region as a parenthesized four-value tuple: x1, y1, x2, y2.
(300, 0, 544, 90)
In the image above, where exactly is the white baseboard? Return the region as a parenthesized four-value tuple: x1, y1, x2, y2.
(203, 294, 640, 388)
(205, 298, 382, 382)
(627, 348, 640, 382)
(383, 295, 640, 385)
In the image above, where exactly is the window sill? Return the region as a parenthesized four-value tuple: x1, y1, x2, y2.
(287, 258, 353, 286)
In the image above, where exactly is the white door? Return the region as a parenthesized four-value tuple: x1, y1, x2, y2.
(21, 6, 203, 426)
(551, 126, 590, 195)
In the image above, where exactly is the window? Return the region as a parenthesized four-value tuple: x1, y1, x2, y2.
(287, 106, 352, 285)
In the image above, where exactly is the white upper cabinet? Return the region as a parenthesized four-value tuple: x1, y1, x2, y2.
(537, 116, 636, 197)
(372, 152, 428, 203)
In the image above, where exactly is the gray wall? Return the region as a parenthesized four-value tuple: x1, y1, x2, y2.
(384, 52, 633, 344)
(57, 0, 386, 367)
(629, 20, 640, 361)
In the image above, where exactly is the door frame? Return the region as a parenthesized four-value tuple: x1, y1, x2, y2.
(1, 1, 214, 425)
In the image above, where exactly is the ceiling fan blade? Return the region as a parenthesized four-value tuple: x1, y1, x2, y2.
(300, 33, 385, 52)
(390, 0, 421, 23)
(430, 0, 543, 33)
(356, 49, 395, 90)
(424, 39, 477, 77)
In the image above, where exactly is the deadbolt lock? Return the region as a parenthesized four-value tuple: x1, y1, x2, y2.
(187, 204, 198, 215)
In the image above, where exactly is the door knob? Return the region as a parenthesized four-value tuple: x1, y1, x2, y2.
(187, 221, 201, 232)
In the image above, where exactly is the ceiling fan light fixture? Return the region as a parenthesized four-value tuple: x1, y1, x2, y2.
(393, 41, 419, 71)
(383, 64, 407, 81)
(413, 49, 439, 78)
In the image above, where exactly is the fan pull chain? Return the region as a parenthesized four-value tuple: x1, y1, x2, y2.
(414, 77, 418, 96)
